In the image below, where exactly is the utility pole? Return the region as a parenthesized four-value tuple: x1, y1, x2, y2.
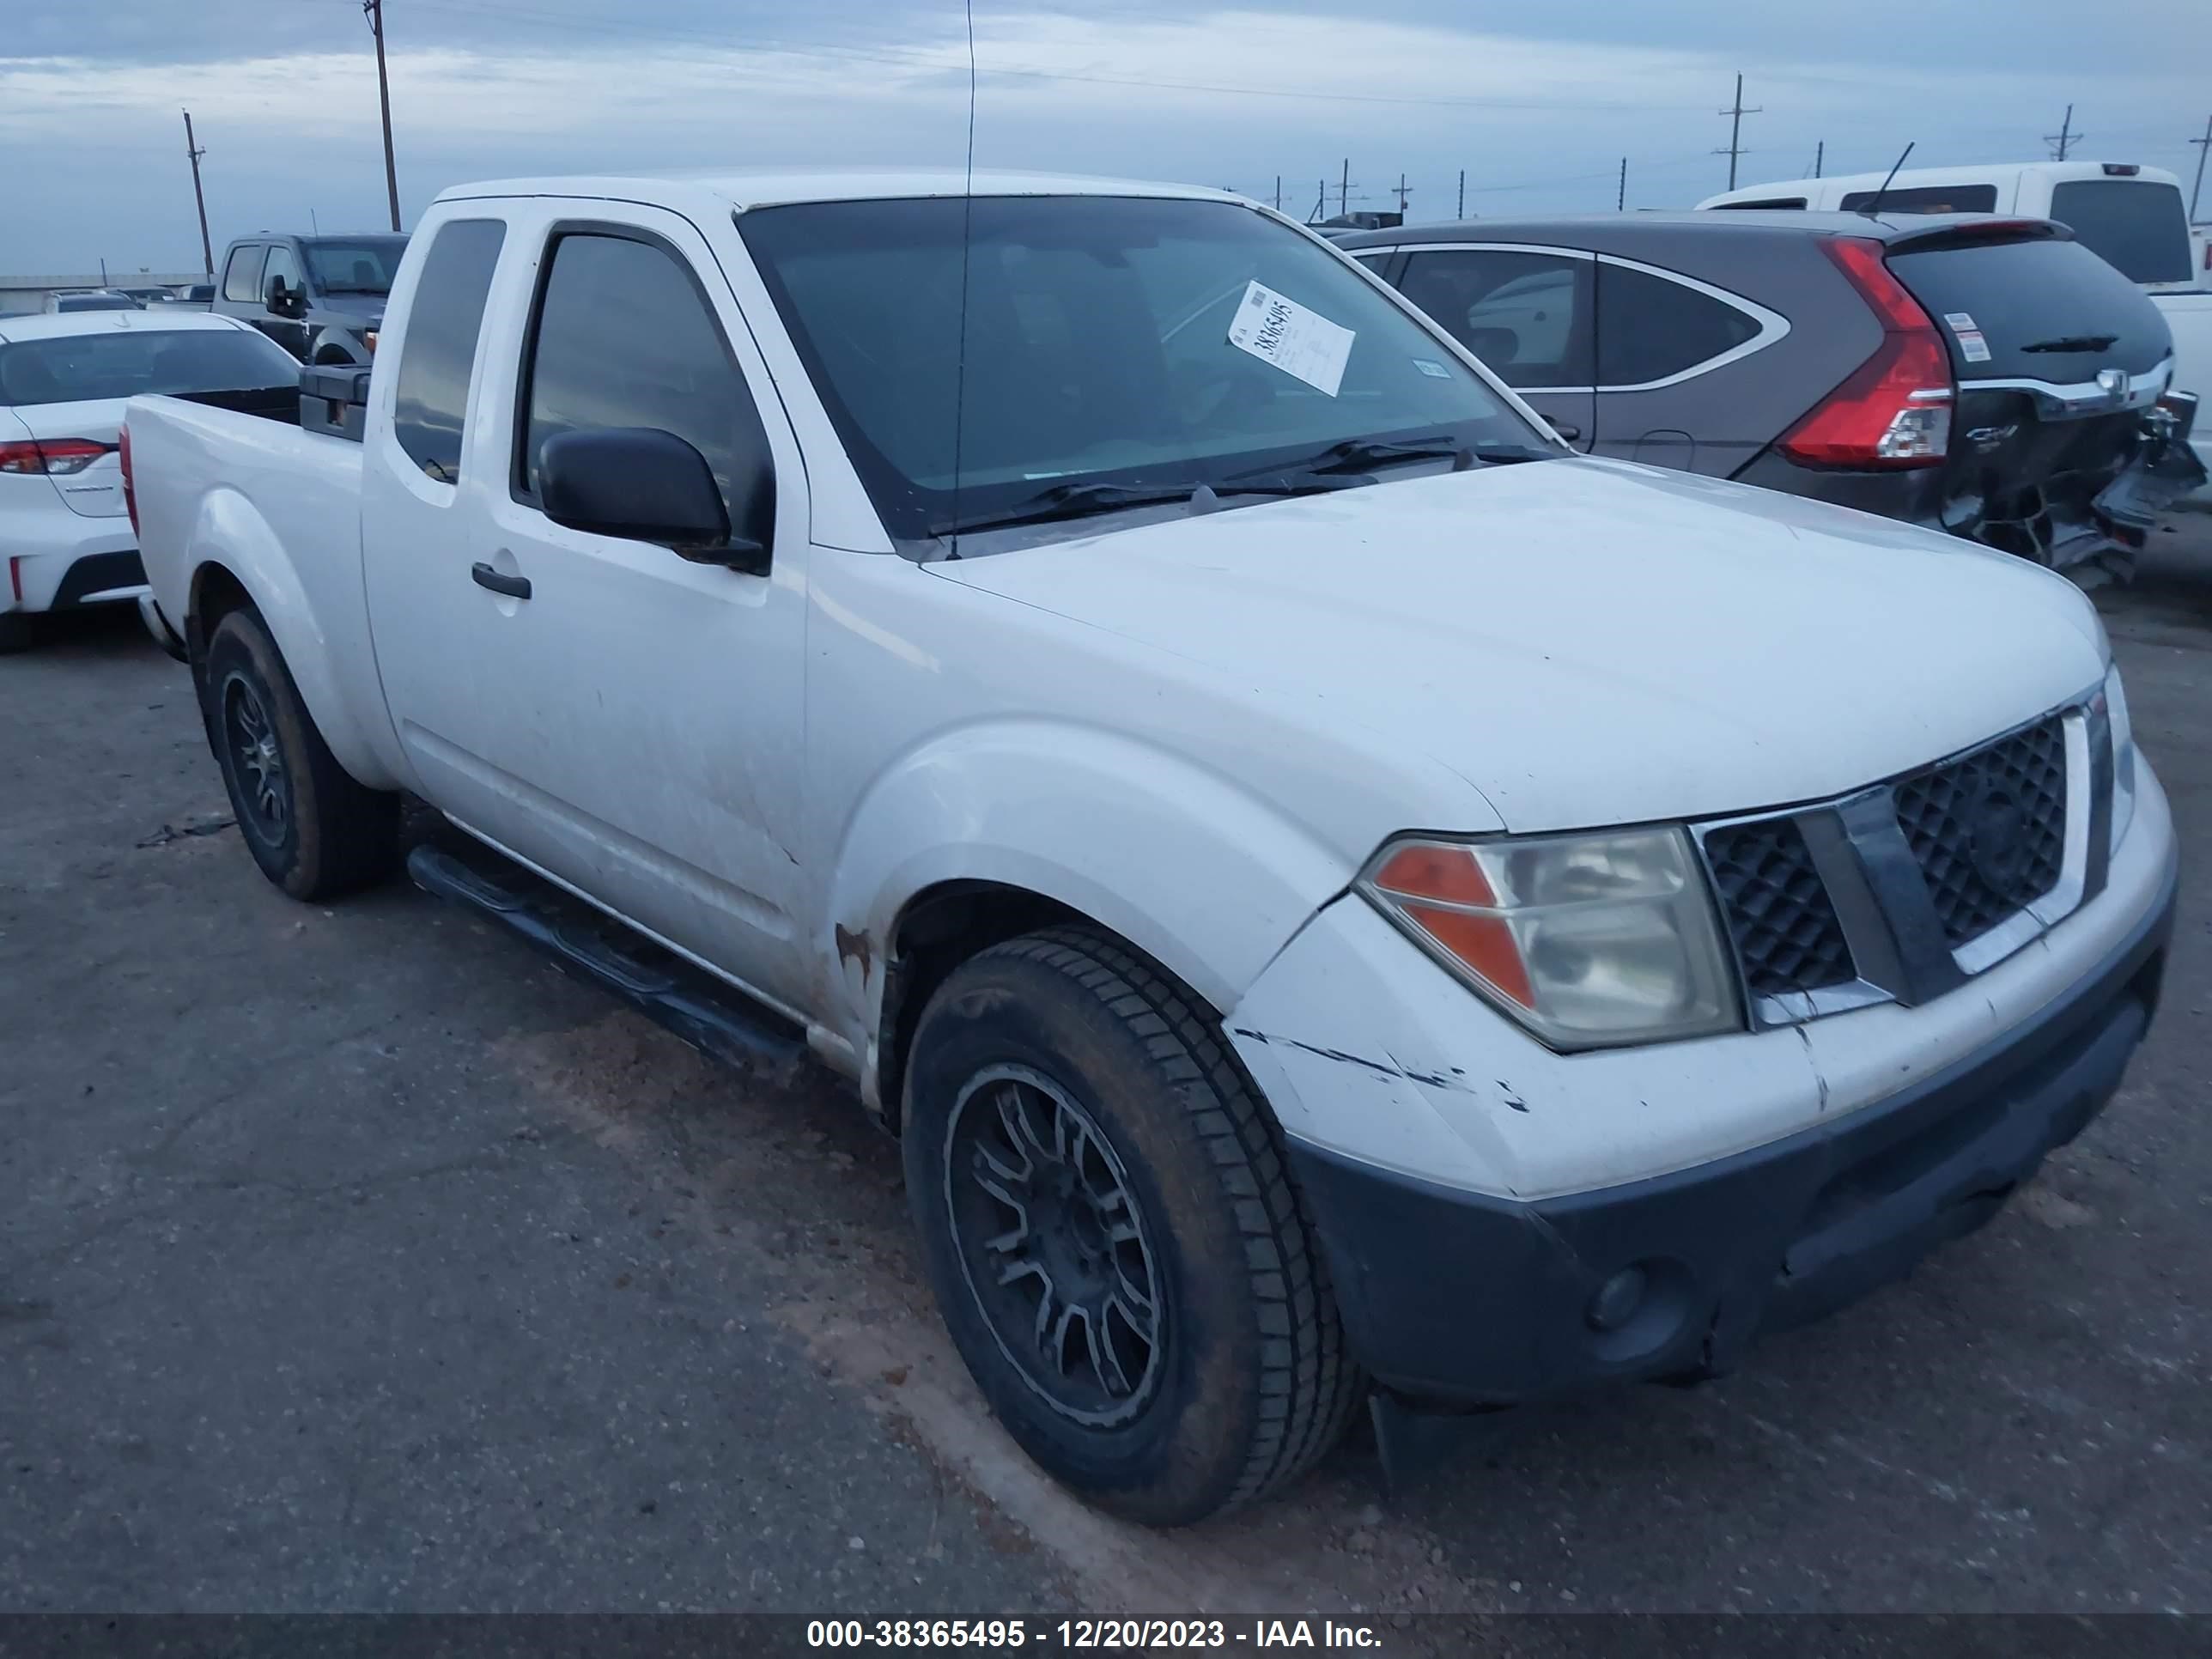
(1273, 175, 1281, 212)
(364, 0, 402, 231)
(1814, 139, 1824, 179)
(2189, 113, 2210, 222)
(1392, 173, 1410, 215)
(1617, 156, 1626, 211)
(1457, 168, 1465, 218)
(1715, 73, 1761, 189)
(1312, 179, 1325, 223)
(2045, 103, 2078, 161)
(182, 109, 214, 276)
(1337, 157, 1351, 218)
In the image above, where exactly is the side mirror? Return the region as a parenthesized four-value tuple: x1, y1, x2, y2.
(265, 276, 303, 319)
(1543, 415, 1583, 444)
(538, 427, 769, 575)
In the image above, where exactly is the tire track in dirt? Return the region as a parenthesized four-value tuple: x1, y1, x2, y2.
(492, 1005, 1501, 1626)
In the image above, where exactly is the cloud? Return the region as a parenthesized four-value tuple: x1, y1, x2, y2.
(3, 3, 2205, 271)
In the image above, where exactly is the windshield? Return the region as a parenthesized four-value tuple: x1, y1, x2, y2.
(738, 194, 1542, 542)
(302, 236, 409, 295)
(0, 327, 301, 406)
(56, 295, 138, 312)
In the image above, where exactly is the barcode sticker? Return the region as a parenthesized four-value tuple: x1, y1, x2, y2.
(1943, 311, 1992, 363)
(1227, 281, 1354, 396)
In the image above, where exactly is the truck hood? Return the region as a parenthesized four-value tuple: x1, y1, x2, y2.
(929, 458, 2108, 833)
(315, 298, 386, 328)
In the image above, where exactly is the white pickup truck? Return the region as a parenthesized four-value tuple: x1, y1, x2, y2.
(125, 170, 2179, 1524)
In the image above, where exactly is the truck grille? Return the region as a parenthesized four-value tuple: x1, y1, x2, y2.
(1700, 707, 2081, 1010)
(1891, 716, 2068, 946)
(1703, 818, 1856, 998)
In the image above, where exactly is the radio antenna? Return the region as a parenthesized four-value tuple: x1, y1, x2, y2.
(1862, 142, 1914, 218)
(945, 0, 977, 559)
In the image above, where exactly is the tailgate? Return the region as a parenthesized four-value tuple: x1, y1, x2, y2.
(1887, 231, 2176, 562)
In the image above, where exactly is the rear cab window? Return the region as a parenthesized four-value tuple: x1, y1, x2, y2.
(1838, 185, 1999, 214)
(2046, 180, 2193, 285)
(1885, 232, 2172, 380)
(390, 219, 507, 483)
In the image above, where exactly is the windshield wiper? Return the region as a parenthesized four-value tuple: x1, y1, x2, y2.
(2021, 334, 2119, 353)
(1224, 435, 1556, 486)
(1232, 437, 1467, 479)
(930, 476, 1358, 539)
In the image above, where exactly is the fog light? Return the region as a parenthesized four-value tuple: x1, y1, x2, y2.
(1586, 1265, 1650, 1333)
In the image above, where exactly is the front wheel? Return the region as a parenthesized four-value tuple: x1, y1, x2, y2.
(201, 607, 399, 900)
(902, 928, 1361, 1524)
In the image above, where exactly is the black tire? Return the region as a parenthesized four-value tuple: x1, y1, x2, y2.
(902, 927, 1361, 1525)
(200, 606, 399, 900)
(0, 612, 33, 655)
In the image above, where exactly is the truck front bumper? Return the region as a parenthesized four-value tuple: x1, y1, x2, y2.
(1279, 854, 2174, 1407)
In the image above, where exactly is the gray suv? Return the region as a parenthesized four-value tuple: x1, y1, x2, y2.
(1339, 211, 2203, 576)
(209, 233, 408, 365)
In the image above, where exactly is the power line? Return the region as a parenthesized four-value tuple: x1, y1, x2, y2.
(1714, 73, 1761, 190)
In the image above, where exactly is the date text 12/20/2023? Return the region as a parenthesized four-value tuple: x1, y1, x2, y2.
(805, 1619, 1387, 1650)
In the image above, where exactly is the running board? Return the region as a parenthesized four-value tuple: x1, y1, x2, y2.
(405, 841, 807, 1080)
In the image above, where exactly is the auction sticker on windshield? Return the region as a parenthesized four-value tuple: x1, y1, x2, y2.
(1228, 281, 1354, 396)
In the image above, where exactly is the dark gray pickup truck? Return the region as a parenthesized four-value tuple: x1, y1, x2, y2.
(209, 233, 409, 366)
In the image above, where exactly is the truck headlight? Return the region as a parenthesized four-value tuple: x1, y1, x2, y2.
(1359, 828, 1741, 1051)
(2106, 664, 2136, 854)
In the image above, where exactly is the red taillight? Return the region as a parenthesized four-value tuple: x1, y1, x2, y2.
(1779, 238, 1954, 471)
(0, 436, 115, 476)
(119, 426, 139, 537)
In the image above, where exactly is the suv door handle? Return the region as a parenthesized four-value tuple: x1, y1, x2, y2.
(471, 562, 532, 600)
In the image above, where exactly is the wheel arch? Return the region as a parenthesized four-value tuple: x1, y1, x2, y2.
(828, 727, 1352, 1130)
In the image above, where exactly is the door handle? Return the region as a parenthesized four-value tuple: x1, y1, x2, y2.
(471, 562, 532, 600)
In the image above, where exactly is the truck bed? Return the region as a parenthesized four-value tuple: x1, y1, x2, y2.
(125, 391, 392, 785)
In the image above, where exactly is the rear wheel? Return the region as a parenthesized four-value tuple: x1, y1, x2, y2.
(201, 607, 398, 899)
(0, 613, 33, 655)
(902, 927, 1360, 1524)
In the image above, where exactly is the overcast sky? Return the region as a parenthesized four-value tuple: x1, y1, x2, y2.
(4, 0, 2206, 275)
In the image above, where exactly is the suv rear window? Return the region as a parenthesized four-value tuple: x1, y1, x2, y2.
(2047, 180, 2192, 284)
(1885, 234, 2171, 380)
(0, 328, 301, 406)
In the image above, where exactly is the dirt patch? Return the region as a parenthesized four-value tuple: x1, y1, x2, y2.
(489, 1007, 1495, 1616)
